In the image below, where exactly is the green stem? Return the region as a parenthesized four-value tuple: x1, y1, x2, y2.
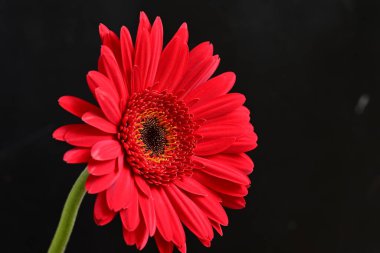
(48, 169, 88, 253)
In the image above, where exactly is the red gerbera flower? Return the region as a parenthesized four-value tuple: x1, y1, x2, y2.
(53, 11, 257, 252)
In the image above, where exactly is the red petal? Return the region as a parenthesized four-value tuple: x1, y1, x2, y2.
(120, 179, 140, 231)
(87, 159, 116, 176)
(205, 153, 254, 175)
(155, 37, 189, 92)
(131, 65, 142, 96)
(82, 111, 117, 134)
(220, 195, 246, 209)
(98, 23, 122, 68)
(91, 139, 122, 161)
(86, 71, 119, 104)
(95, 88, 121, 125)
(151, 188, 173, 242)
(193, 155, 250, 185)
(53, 124, 76, 141)
(165, 185, 213, 244)
(135, 175, 152, 197)
(63, 148, 90, 164)
(122, 217, 149, 250)
(196, 122, 244, 140)
(134, 27, 151, 92)
(133, 12, 152, 91)
(188, 41, 213, 69)
(106, 166, 132, 211)
(190, 93, 246, 120)
(120, 26, 134, 93)
(173, 23, 188, 43)
(175, 55, 220, 96)
(174, 176, 209, 196)
(210, 220, 223, 236)
(137, 11, 152, 36)
(153, 187, 186, 249)
(58, 96, 100, 118)
(191, 194, 228, 226)
(224, 131, 258, 153)
(177, 243, 187, 253)
(85, 164, 119, 194)
(63, 124, 112, 147)
(98, 46, 127, 106)
(98, 23, 109, 39)
(94, 191, 116, 226)
(139, 194, 156, 236)
(184, 72, 236, 103)
(155, 231, 174, 253)
(194, 137, 236, 156)
(193, 172, 249, 197)
(204, 106, 250, 126)
(146, 17, 163, 88)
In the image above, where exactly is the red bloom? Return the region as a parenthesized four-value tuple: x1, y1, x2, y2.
(53, 12, 257, 252)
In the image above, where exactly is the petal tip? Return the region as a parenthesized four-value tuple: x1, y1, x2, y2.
(154, 16, 163, 25)
(99, 23, 110, 38)
(180, 22, 188, 29)
(57, 95, 68, 106)
(140, 11, 150, 23)
(52, 128, 63, 141)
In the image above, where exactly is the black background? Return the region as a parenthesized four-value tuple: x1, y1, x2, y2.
(1, 0, 379, 252)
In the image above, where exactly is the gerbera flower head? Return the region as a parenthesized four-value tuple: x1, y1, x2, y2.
(53, 11, 257, 252)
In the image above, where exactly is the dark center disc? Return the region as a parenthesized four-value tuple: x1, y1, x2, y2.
(140, 117, 167, 156)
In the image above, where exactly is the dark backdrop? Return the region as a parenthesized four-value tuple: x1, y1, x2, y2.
(1, 0, 379, 252)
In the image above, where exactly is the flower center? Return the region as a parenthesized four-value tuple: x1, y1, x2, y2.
(118, 89, 197, 185)
(140, 117, 167, 156)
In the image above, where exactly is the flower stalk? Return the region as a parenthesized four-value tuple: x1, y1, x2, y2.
(48, 169, 88, 253)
